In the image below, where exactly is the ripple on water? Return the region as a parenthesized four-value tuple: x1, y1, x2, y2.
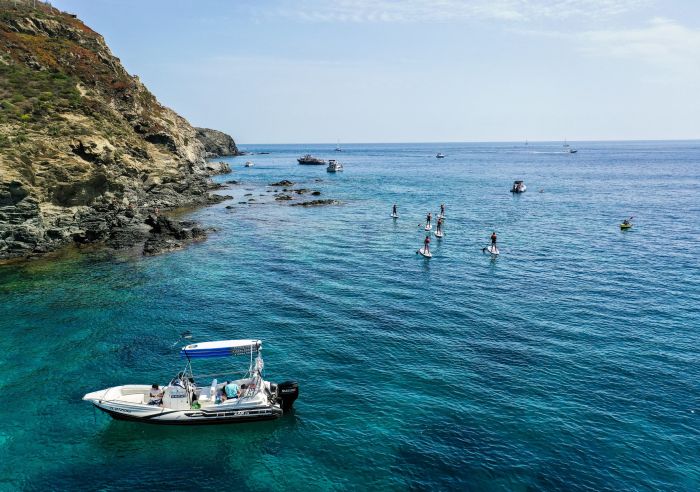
(1, 141, 700, 490)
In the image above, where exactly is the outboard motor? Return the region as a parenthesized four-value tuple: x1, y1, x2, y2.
(276, 381, 299, 411)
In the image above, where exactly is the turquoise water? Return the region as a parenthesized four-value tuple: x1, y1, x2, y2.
(1, 141, 699, 490)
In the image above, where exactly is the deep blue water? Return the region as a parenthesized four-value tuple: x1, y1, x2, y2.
(1, 141, 699, 490)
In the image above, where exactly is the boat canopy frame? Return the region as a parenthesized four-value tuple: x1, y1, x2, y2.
(176, 339, 265, 392)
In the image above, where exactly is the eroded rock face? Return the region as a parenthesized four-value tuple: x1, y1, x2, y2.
(195, 128, 239, 158)
(0, 3, 235, 261)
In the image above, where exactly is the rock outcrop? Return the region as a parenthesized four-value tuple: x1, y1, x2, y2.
(195, 127, 239, 158)
(290, 200, 340, 207)
(0, 2, 234, 261)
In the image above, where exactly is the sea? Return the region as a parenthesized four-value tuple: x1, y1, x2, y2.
(1, 141, 699, 490)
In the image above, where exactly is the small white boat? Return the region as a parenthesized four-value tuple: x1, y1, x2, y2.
(83, 340, 298, 425)
(326, 160, 343, 172)
(511, 180, 527, 193)
(436, 153, 446, 159)
(244, 161, 254, 167)
(563, 139, 577, 154)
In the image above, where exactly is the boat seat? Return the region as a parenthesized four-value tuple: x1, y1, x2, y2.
(119, 393, 147, 404)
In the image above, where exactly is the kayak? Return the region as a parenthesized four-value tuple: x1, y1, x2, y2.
(620, 223, 633, 230)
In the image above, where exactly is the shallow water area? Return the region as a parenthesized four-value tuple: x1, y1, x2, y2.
(1, 141, 699, 490)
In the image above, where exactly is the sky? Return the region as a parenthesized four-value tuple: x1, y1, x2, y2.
(50, 0, 700, 144)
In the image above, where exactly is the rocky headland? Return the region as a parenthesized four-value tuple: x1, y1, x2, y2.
(195, 127, 239, 158)
(0, 1, 237, 261)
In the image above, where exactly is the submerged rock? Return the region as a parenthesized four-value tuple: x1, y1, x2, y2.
(142, 214, 209, 256)
(290, 199, 339, 207)
(269, 180, 294, 187)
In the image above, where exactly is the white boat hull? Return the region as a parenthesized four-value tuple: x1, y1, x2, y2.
(84, 382, 287, 425)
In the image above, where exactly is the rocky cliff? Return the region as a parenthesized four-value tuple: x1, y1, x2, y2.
(195, 127, 239, 157)
(0, 1, 230, 261)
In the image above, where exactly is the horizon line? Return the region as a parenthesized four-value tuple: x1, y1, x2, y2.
(235, 138, 700, 146)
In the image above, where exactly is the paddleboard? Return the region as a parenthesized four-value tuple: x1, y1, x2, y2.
(391, 213, 398, 218)
(435, 230, 444, 238)
(417, 247, 432, 258)
(486, 245, 499, 255)
(424, 224, 432, 231)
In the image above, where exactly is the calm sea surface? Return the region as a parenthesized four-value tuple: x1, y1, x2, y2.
(1, 141, 699, 490)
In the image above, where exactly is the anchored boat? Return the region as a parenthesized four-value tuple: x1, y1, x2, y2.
(510, 180, 527, 193)
(297, 154, 326, 165)
(326, 159, 343, 172)
(83, 339, 299, 425)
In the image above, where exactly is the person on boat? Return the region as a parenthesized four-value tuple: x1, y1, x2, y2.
(440, 204, 445, 217)
(423, 235, 431, 254)
(622, 218, 631, 226)
(148, 384, 163, 406)
(426, 212, 432, 227)
(392, 204, 397, 216)
(491, 231, 497, 248)
(223, 381, 239, 401)
(436, 217, 443, 234)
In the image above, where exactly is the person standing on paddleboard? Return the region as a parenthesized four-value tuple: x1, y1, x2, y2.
(392, 204, 397, 216)
(437, 217, 443, 234)
(424, 235, 431, 255)
(426, 212, 432, 228)
(491, 231, 497, 249)
(440, 204, 445, 217)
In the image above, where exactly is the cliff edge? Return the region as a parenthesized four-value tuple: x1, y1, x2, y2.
(0, 1, 228, 261)
(195, 127, 239, 158)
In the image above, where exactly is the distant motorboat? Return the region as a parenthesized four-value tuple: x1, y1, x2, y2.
(335, 139, 342, 152)
(511, 180, 527, 193)
(326, 159, 343, 172)
(563, 139, 578, 154)
(244, 161, 254, 167)
(298, 154, 326, 165)
(436, 153, 446, 159)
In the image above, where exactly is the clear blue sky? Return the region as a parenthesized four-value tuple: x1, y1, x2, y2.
(52, 0, 700, 144)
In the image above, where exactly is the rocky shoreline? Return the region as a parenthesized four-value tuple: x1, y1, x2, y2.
(0, 3, 239, 263)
